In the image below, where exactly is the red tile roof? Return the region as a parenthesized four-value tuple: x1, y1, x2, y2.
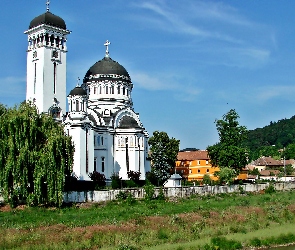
(177, 150, 209, 161)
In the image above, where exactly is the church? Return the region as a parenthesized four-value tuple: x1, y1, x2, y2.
(24, 4, 151, 182)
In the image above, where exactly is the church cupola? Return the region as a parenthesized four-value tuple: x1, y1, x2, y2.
(67, 78, 88, 120)
(82, 40, 133, 110)
(24, 1, 70, 115)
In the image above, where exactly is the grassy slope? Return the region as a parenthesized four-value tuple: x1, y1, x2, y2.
(1, 190, 295, 249)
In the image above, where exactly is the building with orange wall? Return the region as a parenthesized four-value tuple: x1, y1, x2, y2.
(175, 150, 248, 182)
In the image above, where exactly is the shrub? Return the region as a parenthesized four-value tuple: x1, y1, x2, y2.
(88, 171, 106, 189)
(144, 182, 155, 201)
(211, 236, 242, 250)
(111, 173, 122, 189)
(127, 170, 141, 183)
(265, 184, 276, 194)
(203, 174, 212, 185)
(116, 191, 128, 201)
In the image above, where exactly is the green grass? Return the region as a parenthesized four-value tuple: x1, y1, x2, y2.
(1, 190, 295, 249)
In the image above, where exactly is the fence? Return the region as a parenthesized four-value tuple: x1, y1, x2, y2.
(63, 182, 295, 203)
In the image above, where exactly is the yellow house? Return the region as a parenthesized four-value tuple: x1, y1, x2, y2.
(175, 150, 248, 182)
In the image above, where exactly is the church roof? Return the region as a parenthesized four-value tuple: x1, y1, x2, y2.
(68, 86, 87, 96)
(84, 57, 131, 83)
(118, 116, 141, 129)
(29, 11, 66, 29)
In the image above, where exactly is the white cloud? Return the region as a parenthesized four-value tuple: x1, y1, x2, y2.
(131, 70, 201, 102)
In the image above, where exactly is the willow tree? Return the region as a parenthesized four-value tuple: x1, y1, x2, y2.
(0, 102, 74, 207)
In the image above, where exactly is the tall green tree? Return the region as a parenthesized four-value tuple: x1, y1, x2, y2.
(207, 109, 248, 174)
(148, 131, 180, 185)
(0, 102, 74, 207)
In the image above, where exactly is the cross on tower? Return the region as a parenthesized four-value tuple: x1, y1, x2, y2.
(46, 0, 50, 12)
(104, 40, 111, 57)
(77, 77, 80, 87)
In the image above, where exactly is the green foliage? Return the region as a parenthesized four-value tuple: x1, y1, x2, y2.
(115, 190, 128, 201)
(279, 164, 294, 175)
(127, 170, 141, 186)
(143, 182, 155, 201)
(111, 173, 122, 189)
(88, 171, 106, 189)
(207, 109, 248, 173)
(248, 167, 260, 176)
(157, 187, 165, 200)
(245, 116, 295, 160)
(214, 167, 236, 185)
(265, 184, 276, 194)
(211, 236, 242, 250)
(202, 174, 212, 185)
(148, 131, 180, 184)
(0, 102, 74, 207)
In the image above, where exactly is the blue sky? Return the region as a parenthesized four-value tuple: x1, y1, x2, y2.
(1, 0, 295, 150)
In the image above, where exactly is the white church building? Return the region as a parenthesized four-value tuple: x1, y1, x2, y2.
(24, 4, 150, 181)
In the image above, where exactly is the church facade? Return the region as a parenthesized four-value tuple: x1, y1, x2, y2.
(24, 6, 150, 181)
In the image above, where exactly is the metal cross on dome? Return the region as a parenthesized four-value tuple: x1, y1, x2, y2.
(46, 0, 50, 12)
(104, 40, 111, 57)
(76, 77, 80, 87)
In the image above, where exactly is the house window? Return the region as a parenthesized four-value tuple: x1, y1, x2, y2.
(206, 169, 209, 173)
(198, 169, 200, 173)
(106, 85, 108, 94)
(94, 87, 96, 94)
(76, 101, 79, 111)
(94, 158, 97, 172)
(123, 87, 125, 95)
(189, 169, 192, 174)
(198, 160, 200, 165)
(94, 135, 96, 146)
(101, 136, 104, 145)
(53, 62, 57, 94)
(206, 160, 209, 165)
(99, 86, 102, 94)
(34, 63, 36, 94)
(101, 157, 105, 172)
(117, 86, 120, 94)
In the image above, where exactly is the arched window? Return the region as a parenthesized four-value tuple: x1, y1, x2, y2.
(76, 101, 79, 111)
(117, 86, 120, 94)
(101, 157, 105, 172)
(123, 87, 125, 95)
(111, 86, 114, 94)
(105, 85, 108, 94)
(53, 62, 57, 94)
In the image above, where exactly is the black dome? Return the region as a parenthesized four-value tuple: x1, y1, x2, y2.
(84, 57, 130, 82)
(68, 86, 87, 96)
(118, 116, 141, 129)
(29, 12, 66, 29)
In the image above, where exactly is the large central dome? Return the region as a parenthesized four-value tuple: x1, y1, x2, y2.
(29, 11, 66, 29)
(83, 56, 131, 83)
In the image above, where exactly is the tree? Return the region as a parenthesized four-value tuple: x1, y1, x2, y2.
(148, 131, 180, 185)
(207, 109, 248, 175)
(0, 102, 74, 207)
(214, 167, 236, 185)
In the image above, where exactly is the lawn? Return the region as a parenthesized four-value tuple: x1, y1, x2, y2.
(1, 188, 295, 249)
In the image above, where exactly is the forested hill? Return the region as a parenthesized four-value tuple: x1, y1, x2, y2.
(244, 115, 295, 160)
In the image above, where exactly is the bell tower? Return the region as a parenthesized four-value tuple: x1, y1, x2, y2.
(24, 2, 70, 118)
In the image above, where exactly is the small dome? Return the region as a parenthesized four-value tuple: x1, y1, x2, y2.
(29, 12, 66, 29)
(118, 116, 141, 129)
(68, 86, 87, 96)
(84, 57, 130, 83)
